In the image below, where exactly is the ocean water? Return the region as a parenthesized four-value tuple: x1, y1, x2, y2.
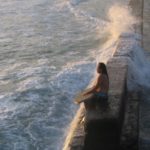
(0, 0, 150, 150)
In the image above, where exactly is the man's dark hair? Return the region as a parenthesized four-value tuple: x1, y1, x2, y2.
(98, 62, 109, 79)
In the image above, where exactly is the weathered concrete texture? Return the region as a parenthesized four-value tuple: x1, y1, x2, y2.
(120, 92, 139, 150)
(129, 0, 150, 55)
(143, 0, 150, 52)
(63, 105, 85, 150)
(129, 0, 143, 35)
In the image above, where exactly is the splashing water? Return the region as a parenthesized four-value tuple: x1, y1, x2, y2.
(96, 4, 138, 64)
(107, 4, 138, 39)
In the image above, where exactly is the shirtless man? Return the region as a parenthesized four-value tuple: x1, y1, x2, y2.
(84, 62, 109, 97)
(83, 62, 109, 110)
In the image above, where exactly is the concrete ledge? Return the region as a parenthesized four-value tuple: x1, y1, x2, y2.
(82, 58, 127, 150)
(63, 56, 128, 150)
(63, 105, 85, 150)
(120, 92, 139, 150)
(129, 0, 143, 35)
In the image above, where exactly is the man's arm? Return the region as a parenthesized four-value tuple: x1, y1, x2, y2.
(84, 74, 102, 95)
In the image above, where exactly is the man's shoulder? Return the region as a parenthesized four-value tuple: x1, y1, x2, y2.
(98, 74, 105, 80)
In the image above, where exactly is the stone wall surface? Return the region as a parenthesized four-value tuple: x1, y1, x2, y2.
(129, 0, 143, 35)
(129, 0, 150, 56)
(120, 92, 139, 150)
(143, 0, 150, 53)
(63, 105, 85, 150)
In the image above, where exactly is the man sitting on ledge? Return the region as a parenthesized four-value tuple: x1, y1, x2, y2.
(83, 62, 109, 111)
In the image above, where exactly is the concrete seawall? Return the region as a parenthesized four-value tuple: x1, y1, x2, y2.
(63, 35, 140, 150)
(63, 1, 143, 150)
(142, 0, 150, 53)
(82, 56, 128, 150)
